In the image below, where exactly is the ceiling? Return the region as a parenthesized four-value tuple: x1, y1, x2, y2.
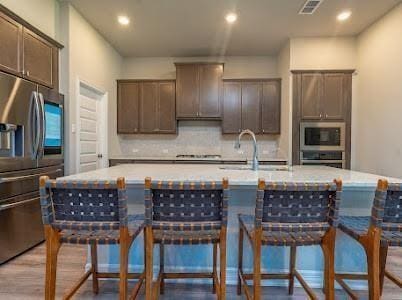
(66, 0, 401, 57)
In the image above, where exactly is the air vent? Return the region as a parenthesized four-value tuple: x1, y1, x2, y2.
(299, 0, 323, 14)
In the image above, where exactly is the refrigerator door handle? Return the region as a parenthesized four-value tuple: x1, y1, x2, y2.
(38, 93, 46, 159)
(0, 197, 40, 211)
(29, 91, 40, 159)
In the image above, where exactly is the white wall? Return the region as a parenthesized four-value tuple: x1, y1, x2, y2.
(290, 37, 357, 70)
(60, 3, 123, 175)
(121, 56, 278, 79)
(354, 4, 402, 178)
(277, 42, 291, 162)
(0, 0, 59, 39)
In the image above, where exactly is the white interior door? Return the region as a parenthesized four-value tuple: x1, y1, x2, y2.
(78, 88, 105, 172)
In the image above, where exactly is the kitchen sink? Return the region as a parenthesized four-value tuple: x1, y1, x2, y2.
(219, 165, 290, 171)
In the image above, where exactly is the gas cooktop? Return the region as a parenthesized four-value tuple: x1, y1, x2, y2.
(176, 154, 222, 159)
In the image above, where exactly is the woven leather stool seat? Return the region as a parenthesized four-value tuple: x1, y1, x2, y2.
(339, 216, 402, 247)
(154, 229, 220, 245)
(59, 214, 145, 244)
(239, 214, 327, 246)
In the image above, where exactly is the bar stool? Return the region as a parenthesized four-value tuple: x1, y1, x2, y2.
(39, 176, 145, 300)
(144, 178, 229, 300)
(238, 179, 342, 300)
(336, 179, 402, 299)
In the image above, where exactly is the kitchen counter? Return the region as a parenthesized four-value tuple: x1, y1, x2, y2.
(59, 164, 401, 289)
(62, 164, 399, 189)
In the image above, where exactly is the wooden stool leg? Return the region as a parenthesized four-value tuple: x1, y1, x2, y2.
(253, 228, 262, 300)
(119, 228, 130, 300)
(365, 237, 381, 300)
(91, 243, 99, 294)
(159, 243, 165, 295)
(219, 227, 227, 300)
(145, 227, 154, 300)
(379, 245, 388, 296)
(213, 243, 217, 294)
(321, 228, 336, 300)
(44, 226, 60, 300)
(288, 245, 296, 295)
(237, 227, 244, 295)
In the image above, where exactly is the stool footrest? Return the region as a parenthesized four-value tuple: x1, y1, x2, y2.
(335, 274, 359, 300)
(162, 272, 214, 279)
(385, 270, 402, 288)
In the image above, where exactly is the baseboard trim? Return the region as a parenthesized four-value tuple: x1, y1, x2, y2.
(86, 263, 368, 290)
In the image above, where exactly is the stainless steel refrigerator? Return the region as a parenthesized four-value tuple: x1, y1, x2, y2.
(0, 71, 64, 264)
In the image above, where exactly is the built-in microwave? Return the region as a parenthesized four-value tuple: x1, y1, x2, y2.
(300, 122, 345, 151)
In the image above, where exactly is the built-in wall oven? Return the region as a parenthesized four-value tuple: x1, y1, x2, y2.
(300, 122, 346, 168)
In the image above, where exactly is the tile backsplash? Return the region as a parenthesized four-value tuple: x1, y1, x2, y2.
(117, 121, 284, 159)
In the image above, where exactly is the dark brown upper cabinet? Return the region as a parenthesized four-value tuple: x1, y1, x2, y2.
(222, 79, 281, 134)
(322, 73, 345, 120)
(222, 82, 242, 134)
(0, 11, 22, 75)
(261, 80, 281, 134)
(118, 82, 140, 134)
(0, 7, 62, 90)
(157, 81, 176, 133)
(301, 73, 322, 120)
(241, 82, 262, 133)
(176, 63, 223, 119)
(139, 81, 176, 133)
(22, 28, 54, 88)
(117, 80, 176, 134)
(300, 72, 348, 121)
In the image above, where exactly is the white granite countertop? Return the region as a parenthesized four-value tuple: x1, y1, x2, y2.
(60, 164, 401, 190)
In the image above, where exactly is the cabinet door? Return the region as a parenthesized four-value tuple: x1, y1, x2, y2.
(241, 82, 262, 133)
(176, 64, 199, 118)
(199, 64, 223, 118)
(322, 73, 345, 120)
(301, 74, 322, 120)
(158, 82, 176, 133)
(140, 82, 158, 133)
(222, 82, 242, 133)
(261, 80, 281, 134)
(22, 28, 53, 88)
(0, 11, 22, 75)
(117, 82, 139, 134)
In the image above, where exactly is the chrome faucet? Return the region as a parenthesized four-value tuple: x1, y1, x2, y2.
(235, 129, 259, 171)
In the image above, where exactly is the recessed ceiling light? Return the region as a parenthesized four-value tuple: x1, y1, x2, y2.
(118, 15, 130, 26)
(337, 11, 352, 22)
(225, 13, 238, 24)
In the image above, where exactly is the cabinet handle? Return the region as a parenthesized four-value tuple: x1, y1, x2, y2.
(325, 114, 328, 118)
(319, 113, 322, 119)
(26, 70, 30, 76)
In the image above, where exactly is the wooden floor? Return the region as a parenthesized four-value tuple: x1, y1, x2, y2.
(0, 243, 401, 299)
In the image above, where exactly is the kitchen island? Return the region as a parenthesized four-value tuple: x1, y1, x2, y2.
(60, 164, 401, 289)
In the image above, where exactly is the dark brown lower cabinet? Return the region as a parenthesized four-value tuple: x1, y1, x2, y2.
(118, 80, 176, 134)
(222, 79, 281, 134)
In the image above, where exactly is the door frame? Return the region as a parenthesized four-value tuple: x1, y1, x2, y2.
(75, 77, 108, 173)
